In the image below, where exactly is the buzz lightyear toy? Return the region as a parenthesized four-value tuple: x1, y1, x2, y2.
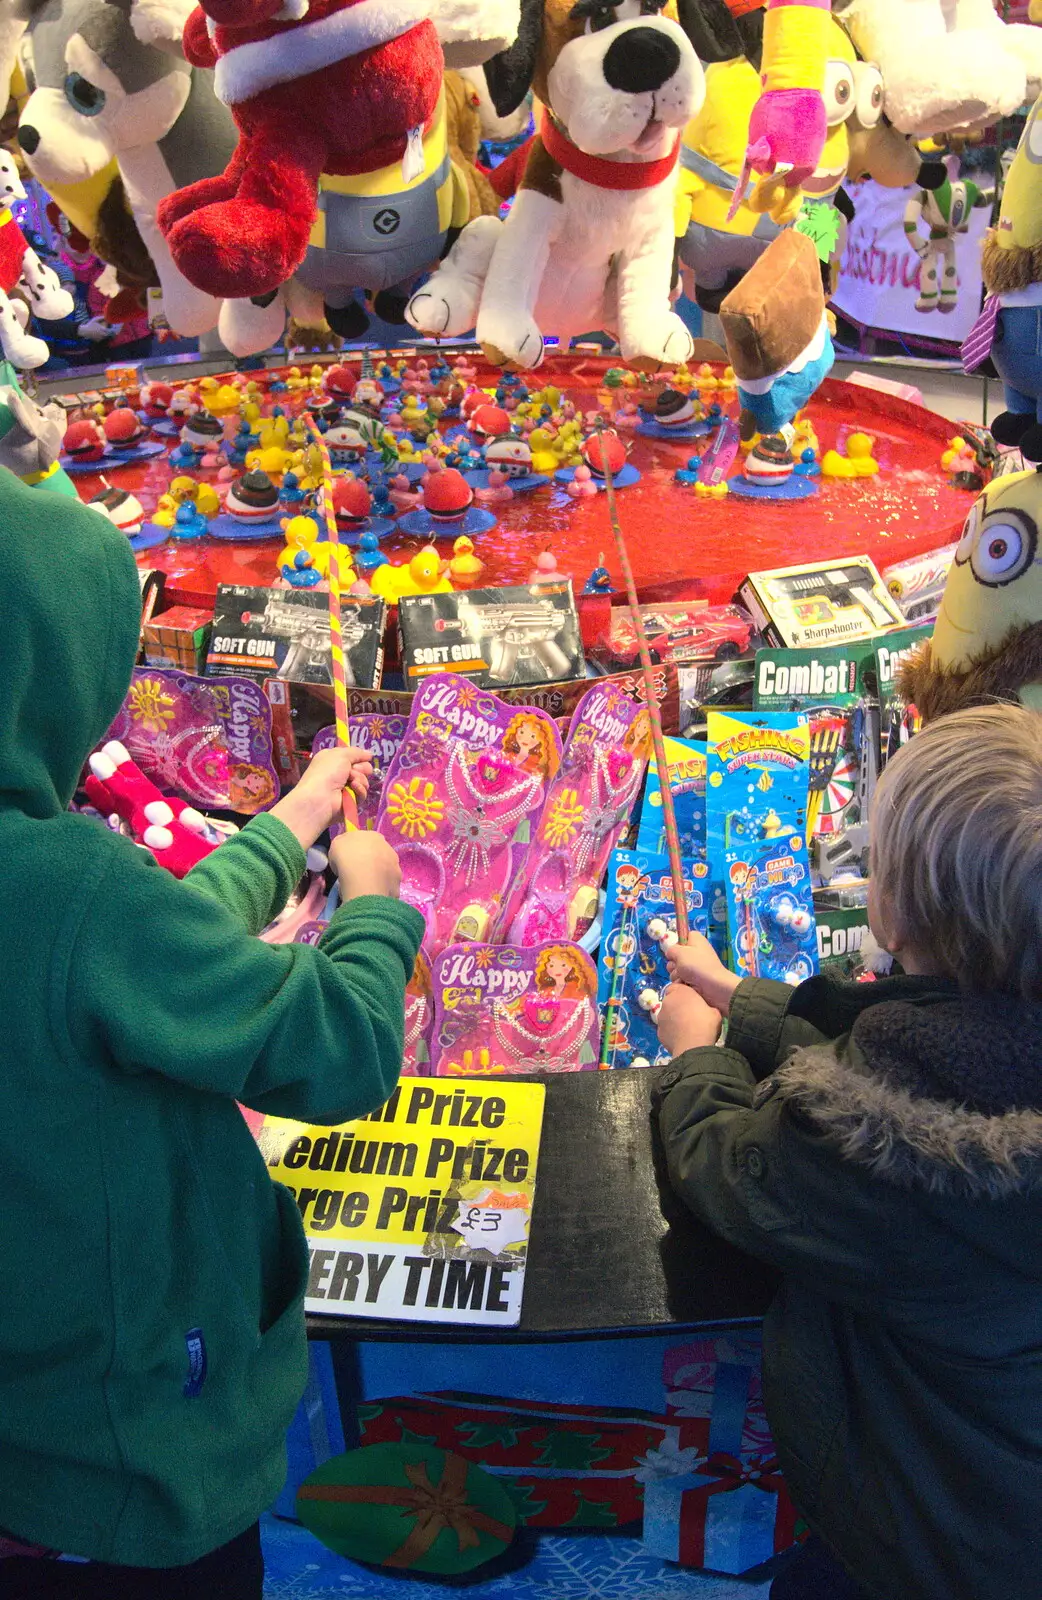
(904, 154, 991, 314)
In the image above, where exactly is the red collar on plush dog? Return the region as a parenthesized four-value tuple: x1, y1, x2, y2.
(541, 113, 680, 190)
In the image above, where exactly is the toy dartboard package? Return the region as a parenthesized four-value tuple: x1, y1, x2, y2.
(636, 736, 706, 856)
(206, 584, 385, 689)
(375, 674, 561, 958)
(753, 640, 879, 844)
(876, 623, 933, 763)
(313, 713, 409, 831)
(398, 582, 584, 689)
(430, 943, 600, 1076)
(706, 712, 817, 986)
(503, 683, 652, 947)
(740, 556, 904, 648)
(105, 667, 280, 813)
(598, 849, 711, 1070)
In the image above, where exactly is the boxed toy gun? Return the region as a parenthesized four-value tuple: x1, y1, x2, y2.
(205, 584, 385, 690)
(398, 581, 584, 689)
(740, 556, 904, 648)
(706, 712, 817, 985)
(813, 901, 871, 978)
(876, 622, 933, 764)
(598, 849, 711, 1070)
(880, 543, 956, 625)
(753, 638, 879, 848)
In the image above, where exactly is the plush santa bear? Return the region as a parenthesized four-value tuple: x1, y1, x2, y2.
(156, 0, 445, 300)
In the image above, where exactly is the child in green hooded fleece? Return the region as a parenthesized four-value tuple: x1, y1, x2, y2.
(0, 472, 423, 1598)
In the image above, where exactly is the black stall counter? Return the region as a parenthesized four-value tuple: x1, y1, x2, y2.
(306, 1070, 777, 1344)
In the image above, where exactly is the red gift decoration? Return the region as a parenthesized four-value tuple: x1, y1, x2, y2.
(357, 1391, 669, 1529)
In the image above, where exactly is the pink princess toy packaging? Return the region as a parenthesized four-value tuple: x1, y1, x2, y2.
(313, 712, 410, 831)
(505, 683, 652, 946)
(103, 667, 280, 814)
(374, 674, 561, 957)
(430, 942, 600, 1076)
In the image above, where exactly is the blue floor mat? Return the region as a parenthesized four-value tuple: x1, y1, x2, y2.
(261, 1514, 774, 1599)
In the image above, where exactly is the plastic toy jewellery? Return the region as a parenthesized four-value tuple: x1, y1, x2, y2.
(430, 942, 600, 1076)
(104, 668, 278, 813)
(505, 683, 652, 947)
(375, 674, 560, 957)
(313, 713, 409, 832)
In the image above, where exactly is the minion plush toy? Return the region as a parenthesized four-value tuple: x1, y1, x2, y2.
(900, 468, 1042, 718)
(676, 11, 915, 313)
(963, 92, 1042, 460)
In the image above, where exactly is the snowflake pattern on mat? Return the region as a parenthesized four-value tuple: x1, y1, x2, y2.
(260, 1517, 774, 1600)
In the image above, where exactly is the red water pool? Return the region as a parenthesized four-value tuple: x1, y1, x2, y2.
(73, 353, 973, 606)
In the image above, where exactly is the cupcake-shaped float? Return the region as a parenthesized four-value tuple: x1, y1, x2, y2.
(396, 467, 498, 539)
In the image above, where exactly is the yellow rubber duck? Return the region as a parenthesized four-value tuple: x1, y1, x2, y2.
(791, 415, 820, 459)
(256, 416, 290, 451)
(197, 379, 242, 417)
(152, 494, 177, 529)
(369, 545, 454, 602)
(449, 535, 484, 579)
(245, 445, 293, 479)
(527, 426, 560, 475)
(276, 515, 337, 582)
(822, 431, 880, 478)
(240, 400, 262, 428)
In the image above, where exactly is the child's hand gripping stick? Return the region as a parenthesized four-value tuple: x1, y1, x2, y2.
(86, 741, 216, 878)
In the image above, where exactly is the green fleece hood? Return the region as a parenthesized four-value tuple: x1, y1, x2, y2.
(0, 469, 141, 817)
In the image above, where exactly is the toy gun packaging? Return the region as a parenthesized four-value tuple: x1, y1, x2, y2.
(206, 584, 385, 689)
(740, 555, 904, 648)
(753, 638, 879, 854)
(598, 848, 711, 1070)
(706, 711, 818, 986)
(398, 581, 584, 689)
(881, 543, 956, 624)
(876, 622, 933, 764)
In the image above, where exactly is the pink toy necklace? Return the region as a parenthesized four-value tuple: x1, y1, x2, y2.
(445, 746, 542, 882)
(571, 746, 639, 874)
(490, 993, 596, 1071)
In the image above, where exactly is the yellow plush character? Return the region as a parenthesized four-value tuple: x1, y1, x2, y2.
(971, 93, 1042, 459)
(678, 17, 882, 311)
(900, 469, 1042, 718)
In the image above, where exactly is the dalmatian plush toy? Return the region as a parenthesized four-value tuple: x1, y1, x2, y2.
(0, 148, 74, 368)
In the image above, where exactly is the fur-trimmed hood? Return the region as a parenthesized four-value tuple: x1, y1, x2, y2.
(776, 994, 1042, 1199)
(898, 621, 1042, 722)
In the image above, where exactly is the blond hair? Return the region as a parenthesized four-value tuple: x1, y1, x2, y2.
(871, 703, 1042, 997)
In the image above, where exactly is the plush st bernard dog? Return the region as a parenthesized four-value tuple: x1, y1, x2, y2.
(407, 0, 706, 369)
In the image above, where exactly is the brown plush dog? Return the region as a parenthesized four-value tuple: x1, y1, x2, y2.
(408, 0, 707, 369)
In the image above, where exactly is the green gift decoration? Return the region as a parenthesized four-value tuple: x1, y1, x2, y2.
(297, 1442, 517, 1575)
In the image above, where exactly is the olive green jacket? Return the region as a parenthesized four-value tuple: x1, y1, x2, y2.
(656, 974, 1042, 1600)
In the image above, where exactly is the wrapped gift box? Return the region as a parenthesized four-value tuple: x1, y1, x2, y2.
(638, 1334, 805, 1574)
(357, 1390, 669, 1528)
